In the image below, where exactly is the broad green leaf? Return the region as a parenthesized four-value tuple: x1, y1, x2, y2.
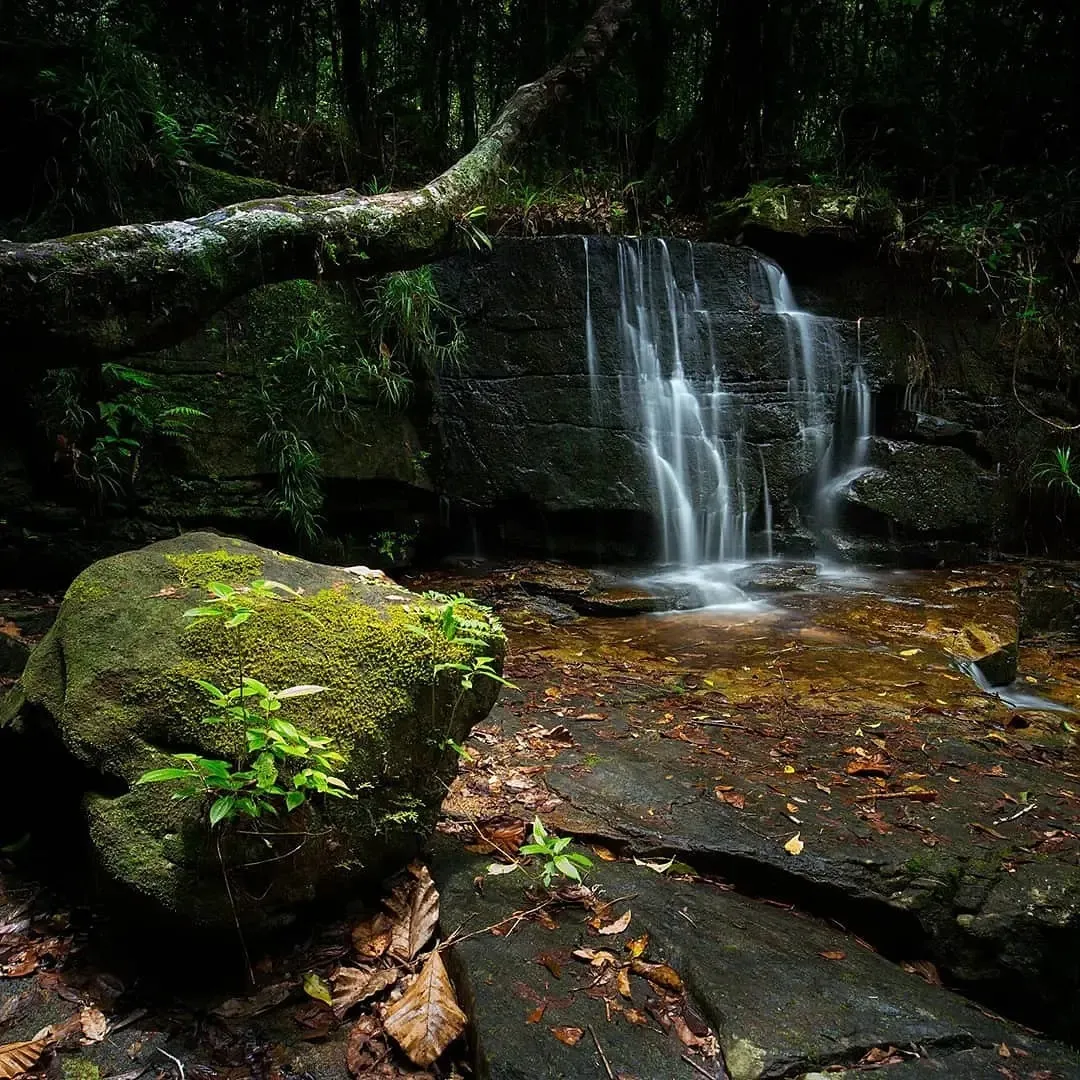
(209, 796, 235, 826)
(285, 790, 306, 811)
(137, 767, 192, 784)
(303, 972, 333, 1006)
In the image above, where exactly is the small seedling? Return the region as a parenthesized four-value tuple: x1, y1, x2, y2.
(520, 816, 593, 887)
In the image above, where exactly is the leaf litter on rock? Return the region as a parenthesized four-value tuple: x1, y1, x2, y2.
(382, 951, 466, 1067)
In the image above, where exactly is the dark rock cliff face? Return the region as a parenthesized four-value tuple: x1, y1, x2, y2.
(0, 234, 1068, 580)
(433, 237, 1021, 564)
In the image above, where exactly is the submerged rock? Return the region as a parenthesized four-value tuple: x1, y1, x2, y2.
(2, 532, 504, 930)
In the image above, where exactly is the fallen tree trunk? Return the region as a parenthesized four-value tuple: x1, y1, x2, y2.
(0, 0, 631, 367)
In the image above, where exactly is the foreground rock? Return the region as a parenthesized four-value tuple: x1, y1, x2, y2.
(436, 846, 1080, 1079)
(2, 532, 504, 930)
(431, 562, 1080, 1041)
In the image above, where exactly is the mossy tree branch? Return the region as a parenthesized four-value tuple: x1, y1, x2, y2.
(0, 0, 632, 367)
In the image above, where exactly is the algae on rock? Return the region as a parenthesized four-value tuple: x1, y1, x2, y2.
(7, 532, 505, 930)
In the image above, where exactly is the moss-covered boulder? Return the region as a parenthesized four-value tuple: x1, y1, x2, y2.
(709, 182, 903, 244)
(2, 532, 504, 930)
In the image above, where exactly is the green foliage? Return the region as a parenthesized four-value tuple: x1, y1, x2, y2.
(520, 817, 593, 887)
(253, 283, 461, 544)
(365, 267, 466, 387)
(405, 590, 512, 750)
(905, 200, 1046, 325)
(42, 362, 207, 505)
(373, 528, 417, 564)
(136, 579, 354, 826)
(1033, 447, 1080, 498)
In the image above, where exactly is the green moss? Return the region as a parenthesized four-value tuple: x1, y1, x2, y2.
(165, 550, 263, 587)
(61, 1059, 102, 1080)
(64, 573, 109, 604)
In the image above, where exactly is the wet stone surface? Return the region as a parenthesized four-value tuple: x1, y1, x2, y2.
(414, 559, 1080, 1044)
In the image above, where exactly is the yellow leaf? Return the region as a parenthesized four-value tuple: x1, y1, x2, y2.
(302, 972, 333, 1006)
(783, 765, 796, 775)
(383, 951, 467, 1067)
(626, 934, 649, 958)
(784, 833, 804, 856)
(899, 648, 921, 657)
(616, 966, 633, 999)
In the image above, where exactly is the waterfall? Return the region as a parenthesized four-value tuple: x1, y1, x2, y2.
(584, 237, 873, 574)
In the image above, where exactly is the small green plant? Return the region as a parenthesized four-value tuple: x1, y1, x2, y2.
(520, 817, 593, 886)
(406, 590, 513, 751)
(43, 362, 207, 506)
(137, 580, 354, 826)
(457, 204, 493, 251)
(373, 527, 417, 563)
(1034, 446, 1080, 497)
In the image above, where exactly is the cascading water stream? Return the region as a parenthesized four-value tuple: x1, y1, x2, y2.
(585, 237, 874, 602)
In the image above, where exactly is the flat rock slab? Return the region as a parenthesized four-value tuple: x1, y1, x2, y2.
(434, 845, 1080, 1079)
(429, 564, 1080, 1040)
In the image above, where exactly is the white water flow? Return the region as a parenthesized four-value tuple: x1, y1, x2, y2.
(588, 238, 873, 602)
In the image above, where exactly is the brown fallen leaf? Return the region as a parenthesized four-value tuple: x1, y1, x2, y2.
(616, 967, 633, 1000)
(623, 1008, 650, 1026)
(351, 911, 393, 959)
(0, 1039, 48, 1079)
(332, 966, 399, 1018)
(538, 725, 574, 745)
(625, 934, 649, 959)
(671, 1015, 706, 1049)
(597, 910, 632, 936)
(526, 1004, 546, 1024)
(592, 845, 618, 861)
(383, 950, 467, 1067)
(715, 789, 746, 809)
(846, 755, 892, 778)
(213, 981, 294, 1020)
(345, 1015, 385, 1077)
(576, 713, 605, 721)
(78, 1007, 108, 1044)
(902, 960, 942, 986)
(386, 864, 440, 962)
(573, 948, 620, 967)
(859, 1046, 903, 1066)
(535, 951, 563, 979)
(819, 950, 846, 962)
(629, 959, 683, 992)
(551, 1026, 584, 1047)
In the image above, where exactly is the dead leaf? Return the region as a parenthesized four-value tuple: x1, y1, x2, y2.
(616, 967, 632, 999)
(332, 966, 398, 1018)
(351, 912, 393, 959)
(538, 725, 574, 745)
(629, 959, 682, 992)
(901, 960, 942, 986)
(819, 950, 845, 961)
(486, 862, 520, 877)
(846, 755, 892, 778)
(784, 833, 804, 856)
(535, 951, 563, 978)
(623, 1008, 649, 1026)
(625, 935, 649, 959)
(671, 1015, 706, 1049)
(302, 972, 333, 1007)
(0, 1039, 48, 1079)
(573, 948, 619, 967)
(78, 1007, 108, 1044)
(577, 713, 605, 721)
(551, 1026, 584, 1047)
(345, 1015, 385, 1077)
(386, 864, 440, 961)
(715, 789, 746, 809)
(383, 951, 467, 1067)
(213, 980, 295, 1020)
(526, 1004, 546, 1024)
(597, 910, 632, 936)
(859, 1046, 904, 1066)
(592, 845, 617, 861)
